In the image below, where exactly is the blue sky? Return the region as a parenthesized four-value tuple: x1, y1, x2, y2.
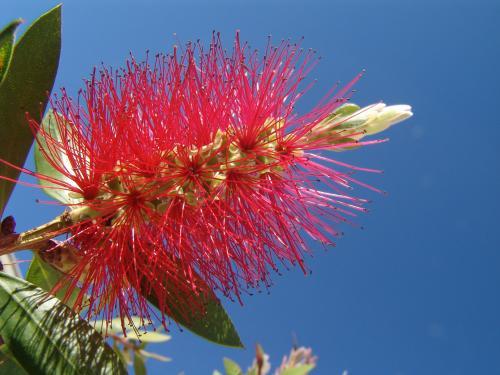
(2, 0, 500, 374)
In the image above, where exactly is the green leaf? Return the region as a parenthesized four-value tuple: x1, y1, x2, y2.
(223, 357, 243, 375)
(0, 19, 22, 84)
(0, 344, 29, 374)
(25, 254, 81, 308)
(0, 5, 61, 217)
(0, 272, 126, 374)
(144, 271, 243, 348)
(34, 110, 79, 204)
(280, 364, 316, 375)
(138, 349, 171, 362)
(133, 352, 147, 375)
(112, 341, 129, 367)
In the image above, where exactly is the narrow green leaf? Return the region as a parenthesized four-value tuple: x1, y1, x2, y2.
(0, 19, 22, 84)
(0, 5, 61, 217)
(144, 271, 243, 348)
(138, 349, 171, 362)
(133, 352, 147, 375)
(34, 110, 80, 204)
(112, 341, 129, 367)
(223, 358, 243, 375)
(280, 364, 315, 375)
(25, 254, 81, 308)
(0, 272, 126, 374)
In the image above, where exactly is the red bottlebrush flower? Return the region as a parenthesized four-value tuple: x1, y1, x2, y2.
(1, 32, 412, 330)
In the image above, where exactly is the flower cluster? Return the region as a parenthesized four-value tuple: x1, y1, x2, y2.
(24, 33, 411, 327)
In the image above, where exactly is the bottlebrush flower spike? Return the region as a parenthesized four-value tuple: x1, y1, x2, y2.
(0, 33, 412, 331)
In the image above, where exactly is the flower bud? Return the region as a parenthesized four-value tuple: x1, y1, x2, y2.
(361, 104, 413, 135)
(315, 103, 412, 146)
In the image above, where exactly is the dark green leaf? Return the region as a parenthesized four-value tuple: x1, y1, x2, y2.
(0, 272, 126, 375)
(0, 5, 61, 217)
(0, 19, 22, 84)
(223, 357, 242, 375)
(25, 254, 81, 308)
(0, 344, 29, 374)
(133, 352, 147, 375)
(144, 271, 243, 348)
(34, 110, 80, 204)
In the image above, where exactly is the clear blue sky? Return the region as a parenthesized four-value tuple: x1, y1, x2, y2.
(2, 0, 499, 374)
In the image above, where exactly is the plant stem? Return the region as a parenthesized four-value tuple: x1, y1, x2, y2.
(0, 208, 87, 255)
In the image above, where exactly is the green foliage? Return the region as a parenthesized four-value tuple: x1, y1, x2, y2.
(0, 272, 126, 374)
(138, 349, 171, 362)
(145, 273, 243, 348)
(223, 357, 243, 375)
(25, 254, 82, 308)
(34, 110, 80, 204)
(281, 365, 316, 375)
(0, 5, 61, 217)
(112, 341, 130, 367)
(133, 352, 147, 375)
(0, 19, 22, 84)
(216, 345, 317, 375)
(0, 344, 28, 374)
(100, 316, 172, 373)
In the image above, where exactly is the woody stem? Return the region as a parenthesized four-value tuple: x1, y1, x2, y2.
(0, 207, 90, 256)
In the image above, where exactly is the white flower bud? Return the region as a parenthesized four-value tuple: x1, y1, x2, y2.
(306, 102, 413, 151)
(356, 103, 413, 135)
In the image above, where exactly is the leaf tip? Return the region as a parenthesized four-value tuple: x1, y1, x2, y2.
(39, 3, 63, 22)
(1, 18, 23, 36)
(225, 332, 245, 349)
